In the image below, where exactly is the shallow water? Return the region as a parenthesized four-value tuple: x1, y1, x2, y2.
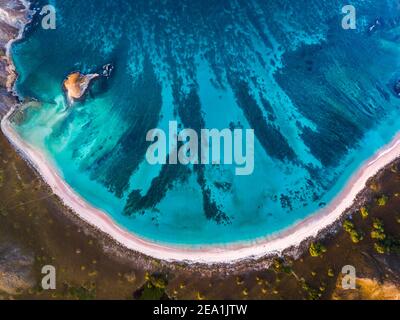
(11, 0, 400, 245)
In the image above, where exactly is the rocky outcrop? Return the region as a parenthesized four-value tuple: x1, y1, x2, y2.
(63, 72, 100, 102)
(0, 243, 35, 295)
(0, 0, 31, 116)
(62, 63, 114, 103)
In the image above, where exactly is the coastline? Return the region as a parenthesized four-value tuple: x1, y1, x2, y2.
(2, 107, 400, 263)
(2, 0, 33, 92)
(1, 1, 400, 265)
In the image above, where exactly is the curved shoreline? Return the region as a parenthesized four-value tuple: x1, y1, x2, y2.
(2, 0, 400, 264)
(2, 108, 400, 263)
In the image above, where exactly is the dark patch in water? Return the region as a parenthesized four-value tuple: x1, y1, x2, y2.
(229, 79, 296, 162)
(124, 160, 191, 215)
(173, 82, 230, 224)
(92, 56, 163, 197)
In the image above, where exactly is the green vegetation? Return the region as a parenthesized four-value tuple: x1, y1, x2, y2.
(343, 220, 354, 233)
(371, 219, 386, 241)
(196, 292, 205, 300)
(236, 276, 244, 286)
(360, 207, 369, 219)
(373, 218, 384, 231)
(377, 195, 388, 207)
(350, 231, 364, 244)
(309, 242, 327, 257)
(343, 219, 364, 243)
(374, 243, 386, 254)
(146, 273, 167, 289)
(371, 219, 400, 254)
(138, 283, 166, 300)
(371, 230, 386, 240)
(272, 258, 292, 274)
(134, 273, 169, 300)
(382, 237, 400, 254)
(301, 280, 321, 300)
(64, 282, 96, 300)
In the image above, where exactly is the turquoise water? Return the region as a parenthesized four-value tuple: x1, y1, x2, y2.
(11, 0, 400, 245)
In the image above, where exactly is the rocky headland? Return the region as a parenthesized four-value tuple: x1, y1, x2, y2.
(0, 0, 31, 116)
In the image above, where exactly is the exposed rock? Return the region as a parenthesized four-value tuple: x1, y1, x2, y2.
(63, 64, 113, 103)
(62, 72, 100, 103)
(102, 63, 114, 78)
(332, 276, 400, 300)
(0, 0, 30, 29)
(0, 243, 35, 295)
(0, 0, 31, 109)
(0, 87, 18, 117)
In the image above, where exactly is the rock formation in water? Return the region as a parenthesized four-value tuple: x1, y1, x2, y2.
(63, 72, 100, 102)
(102, 63, 113, 78)
(63, 64, 113, 103)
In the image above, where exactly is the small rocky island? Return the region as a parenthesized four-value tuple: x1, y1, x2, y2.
(62, 72, 99, 103)
(62, 64, 113, 103)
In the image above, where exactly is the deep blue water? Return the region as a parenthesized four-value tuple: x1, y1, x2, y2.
(11, 0, 400, 245)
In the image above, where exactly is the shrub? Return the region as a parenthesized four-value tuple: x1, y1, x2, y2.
(236, 277, 244, 286)
(377, 195, 388, 206)
(196, 292, 205, 300)
(343, 219, 364, 243)
(309, 242, 327, 257)
(343, 220, 354, 233)
(350, 230, 364, 243)
(372, 219, 384, 232)
(371, 230, 386, 241)
(374, 243, 386, 254)
(360, 207, 369, 219)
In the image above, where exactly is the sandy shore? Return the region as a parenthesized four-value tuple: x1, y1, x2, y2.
(2, 108, 400, 264)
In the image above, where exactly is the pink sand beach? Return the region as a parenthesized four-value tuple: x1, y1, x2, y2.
(2, 108, 400, 264)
